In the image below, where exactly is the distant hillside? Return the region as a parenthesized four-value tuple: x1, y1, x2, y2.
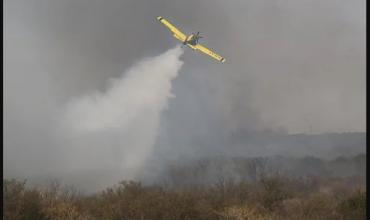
(242, 132, 366, 158)
(11, 132, 366, 193)
(153, 153, 366, 188)
(175, 132, 366, 159)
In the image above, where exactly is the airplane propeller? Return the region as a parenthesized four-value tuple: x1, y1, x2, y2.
(196, 31, 203, 38)
(192, 31, 203, 44)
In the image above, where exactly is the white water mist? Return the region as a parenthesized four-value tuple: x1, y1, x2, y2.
(61, 46, 184, 187)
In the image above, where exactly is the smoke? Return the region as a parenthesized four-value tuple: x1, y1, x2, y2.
(59, 46, 183, 186)
(4, 0, 365, 192)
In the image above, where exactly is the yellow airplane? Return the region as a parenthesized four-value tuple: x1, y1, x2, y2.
(157, 16, 225, 63)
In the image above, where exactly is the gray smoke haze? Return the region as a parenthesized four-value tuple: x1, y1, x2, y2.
(4, 0, 365, 191)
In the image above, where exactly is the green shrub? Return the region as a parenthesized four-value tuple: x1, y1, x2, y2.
(258, 177, 291, 211)
(337, 190, 366, 220)
(2, 175, 366, 220)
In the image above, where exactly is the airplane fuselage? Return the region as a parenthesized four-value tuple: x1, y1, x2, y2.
(184, 34, 197, 46)
(181, 34, 202, 51)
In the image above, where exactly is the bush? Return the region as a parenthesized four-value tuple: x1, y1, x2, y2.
(257, 177, 291, 211)
(2, 175, 366, 220)
(337, 190, 366, 220)
(217, 205, 272, 220)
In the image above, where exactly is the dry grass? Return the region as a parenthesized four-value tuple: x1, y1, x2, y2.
(3, 175, 365, 220)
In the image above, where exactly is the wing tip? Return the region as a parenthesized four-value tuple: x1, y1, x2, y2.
(220, 58, 226, 63)
(157, 16, 163, 21)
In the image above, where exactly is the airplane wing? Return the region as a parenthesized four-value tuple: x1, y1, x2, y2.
(157, 16, 187, 42)
(194, 44, 225, 63)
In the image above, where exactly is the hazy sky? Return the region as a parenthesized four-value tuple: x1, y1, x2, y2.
(4, 0, 365, 189)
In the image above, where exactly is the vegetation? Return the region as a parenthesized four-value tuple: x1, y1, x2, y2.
(3, 154, 366, 220)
